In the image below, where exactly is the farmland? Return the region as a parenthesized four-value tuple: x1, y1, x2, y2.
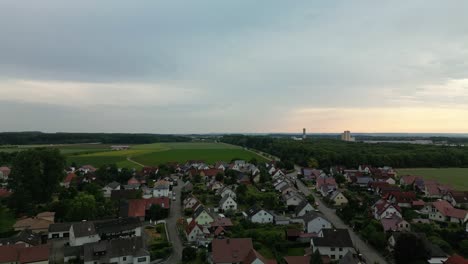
(397, 168, 468, 190)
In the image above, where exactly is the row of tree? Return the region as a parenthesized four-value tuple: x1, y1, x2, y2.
(221, 135, 468, 168)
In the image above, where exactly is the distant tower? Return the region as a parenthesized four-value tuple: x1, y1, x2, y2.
(341, 130, 355, 141)
(303, 128, 306, 140)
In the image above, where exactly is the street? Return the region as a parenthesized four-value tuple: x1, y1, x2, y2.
(290, 167, 388, 264)
(165, 179, 183, 263)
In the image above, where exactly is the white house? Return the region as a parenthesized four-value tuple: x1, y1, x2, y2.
(82, 237, 150, 264)
(217, 186, 237, 200)
(219, 196, 237, 211)
(283, 192, 304, 207)
(329, 191, 348, 206)
(246, 207, 274, 224)
(311, 229, 355, 262)
(295, 200, 314, 217)
(292, 212, 332, 234)
(102, 181, 121, 198)
(372, 200, 402, 220)
(153, 184, 170, 197)
(185, 220, 204, 243)
(423, 200, 468, 224)
(69, 222, 100, 246)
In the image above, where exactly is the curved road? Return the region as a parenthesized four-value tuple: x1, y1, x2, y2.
(290, 166, 388, 264)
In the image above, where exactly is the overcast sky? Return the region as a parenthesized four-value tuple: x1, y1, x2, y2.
(1, 1, 468, 133)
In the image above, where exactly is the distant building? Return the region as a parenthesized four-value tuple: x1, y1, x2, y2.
(110, 145, 130, 151)
(341, 131, 355, 142)
(303, 128, 306, 140)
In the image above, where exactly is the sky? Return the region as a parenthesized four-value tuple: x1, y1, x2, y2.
(1, 1, 468, 134)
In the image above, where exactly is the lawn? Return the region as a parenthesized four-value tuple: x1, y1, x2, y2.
(397, 168, 468, 190)
(67, 142, 266, 168)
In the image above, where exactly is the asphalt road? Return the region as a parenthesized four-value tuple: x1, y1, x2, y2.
(165, 179, 183, 264)
(290, 167, 388, 264)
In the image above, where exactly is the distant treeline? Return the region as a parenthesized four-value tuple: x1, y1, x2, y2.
(0, 132, 191, 145)
(221, 135, 468, 169)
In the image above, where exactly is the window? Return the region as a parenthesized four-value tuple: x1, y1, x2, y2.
(339, 248, 343, 251)
(123, 257, 127, 261)
(138, 257, 147, 262)
(52, 234, 59, 238)
(331, 247, 335, 251)
(64, 232, 69, 238)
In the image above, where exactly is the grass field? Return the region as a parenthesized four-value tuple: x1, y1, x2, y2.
(66, 142, 267, 168)
(397, 168, 468, 190)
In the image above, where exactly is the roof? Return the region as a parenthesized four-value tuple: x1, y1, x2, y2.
(110, 189, 139, 200)
(449, 191, 468, 204)
(389, 191, 417, 203)
(380, 214, 407, 231)
(214, 226, 225, 236)
(37, 211, 55, 218)
(286, 229, 301, 237)
(72, 221, 96, 237)
(63, 172, 77, 184)
(219, 195, 236, 206)
(0, 244, 24, 263)
(356, 177, 373, 184)
(401, 175, 419, 185)
(83, 237, 148, 262)
(193, 206, 211, 219)
(127, 197, 170, 218)
(316, 177, 337, 189)
(127, 177, 140, 185)
(0, 229, 42, 246)
(312, 229, 353, 248)
(243, 248, 276, 264)
(94, 217, 141, 235)
(295, 200, 313, 215)
(14, 217, 53, 231)
(284, 256, 310, 264)
(49, 222, 72, 233)
(338, 251, 360, 264)
(105, 181, 120, 189)
(18, 244, 50, 264)
(301, 211, 327, 224)
(0, 188, 12, 198)
(246, 206, 271, 218)
(211, 238, 253, 263)
(432, 200, 468, 219)
(330, 190, 345, 200)
(374, 200, 401, 216)
(185, 219, 202, 234)
(445, 255, 468, 264)
(211, 217, 233, 228)
(200, 168, 223, 177)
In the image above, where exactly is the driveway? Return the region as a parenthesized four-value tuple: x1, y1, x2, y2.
(165, 179, 183, 263)
(292, 166, 388, 264)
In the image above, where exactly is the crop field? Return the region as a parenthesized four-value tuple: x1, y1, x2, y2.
(397, 168, 468, 190)
(66, 142, 267, 168)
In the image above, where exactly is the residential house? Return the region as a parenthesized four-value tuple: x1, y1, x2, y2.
(182, 181, 194, 192)
(153, 180, 170, 197)
(210, 217, 234, 231)
(271, 169, 286, 179)
(214, 161, 229, 171)
(48, 223, 72, 239)
(183, 196, 201, 211)
(208, 181, 224, 192)
(283, 256, 311, 264)
(283, 192, 305, 207)
(0, 229, 42, 247)
(380, 214, 410, 232)
(423, 200, 468, 224)
(185, 219, 205, 243)
(246, 206, 274, 224)
(444, 255, 468, 264)
(319, 184, 337, 197)
(69, 221, 100, 246)
(388, 232, 448, 263)
(274, 180, 290, 192)
(123, 197, 170, 220)
(372, 200, 402, 220)
(356, 177, 373, 188)
(237, 173, 251, 185)
(316, 177, 337, 191)
(79, 165, 97, 174)
(358, 165, 372, 174)
(110, 189, 139, 201)
(273, 214, 291, 225)
(13, 212, 55, 234)
(387, 191, 417, 208)
(301, 168, 324, 181)
(60, 172, 77, 188)
(193, 206, 214, 226)
(210, 238, 276, 264)
(219, 196, 237, 211)
(0, 166, 11, 181)
(399, 175, 420, 187)
(338, 251, 364, 264)
(292, 212, 332, 234)
(329, 191, 348, 206)
(200, 169, 223, 180)
(83, 237, 149, 264)
(311, 229, 355, 261)
(141, 166, 158, 176)
(0, 244, 50, 264)
(445, 191, 468, 209)
(102, 181, 121, 198)
(217, 186, 237, 200)
(294, 200, 315, 217)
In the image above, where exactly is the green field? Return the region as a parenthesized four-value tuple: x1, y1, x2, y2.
(397, 168, 468, 190)
(66, 142, 267, 168)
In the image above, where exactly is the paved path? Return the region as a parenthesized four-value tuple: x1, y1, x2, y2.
(127, 156, 145, 167)
(165, 179, 183, 264)
(291, 166, 388, 264)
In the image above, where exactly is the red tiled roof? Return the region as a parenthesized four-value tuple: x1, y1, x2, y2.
(0, 166, 11, 175)
(284, 256, 310, 264)
(127, 197, 170, 218)
(389, 191, 417, 203)
(412, 200, 425, 206)
(63, 172, 77, 184)
(0, 188, 12, 198)
(212, 238, 253, 263)
(127, 177, 140, 185)
(375, 200, 401, 215)
(0, 244, 25, 263)
(201, 168, 223, 177)
(380, 214, 407, 231)
(287, 229, 301, 237)
(445, 254, 468, 264)
(214, 226, 225, 236)
(185, 219, 202, 234)
(18, 244, 49, 264)
(316, 177, 337, 189)
(432, 200, 468, 219)
(211, 217, 233, 228)
(243, 248, 277, 264)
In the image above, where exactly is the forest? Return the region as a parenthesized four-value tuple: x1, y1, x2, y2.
(0, 132, 191, 145)
(221, 135, 468, 169)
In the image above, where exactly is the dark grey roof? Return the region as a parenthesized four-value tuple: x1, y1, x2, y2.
(94, 217, 141, 235)
(106, 181, 120, 189)
(193, 206, 209, 218)
(219, 195, 234, 206)
(63, 245, 83, 258)
(72, 222, 96, 237)
(49, 222, 72, 233)
(301, 211, 327, 224)
(0, 229, 41, 246)
(312, 229, 353, 248)
(111, 189, 138, 200)
(295, 200, 312, 215)
(246, 206, 271, 218)
(338, 251, 360, 264)
(83, 237, 149, 262)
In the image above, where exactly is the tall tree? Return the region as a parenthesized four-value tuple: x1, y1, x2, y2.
(8, 148, 65, 214)
(66, 193, 98, 221)
(310, 249, 323, 264)
(394, 233, 431, 264)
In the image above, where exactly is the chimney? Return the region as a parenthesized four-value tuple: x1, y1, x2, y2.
(227, 238, 230, 244)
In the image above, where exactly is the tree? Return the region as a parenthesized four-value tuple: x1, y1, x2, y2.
(394, 233, 431, 264)
(307, 158, 319, 168)
(310, 249, 323, 264)
(66, 193, 97, 221)
(8, 148, 65, 213)
(460, 240, 468, 258)
(215, 173, 224, 182)
(182, 247, 197, 262)
(248, 158, 258, 166)
(333, 173, 346, 185)
(148, 204, 168, 221)
(236, 184, 247, 196)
